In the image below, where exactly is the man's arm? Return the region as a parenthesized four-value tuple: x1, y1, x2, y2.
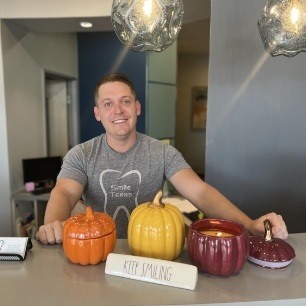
(36, 178, 84, 244)
(170, 168, 288, 239)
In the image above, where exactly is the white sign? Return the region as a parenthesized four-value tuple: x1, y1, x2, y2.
(105, 253, 198, 290)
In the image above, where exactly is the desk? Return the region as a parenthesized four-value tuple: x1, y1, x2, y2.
(1, 234, 305, 306)
(11, 191, 50, 236)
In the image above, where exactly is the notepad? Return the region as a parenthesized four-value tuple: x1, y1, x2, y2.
(0, 237, 32, 261)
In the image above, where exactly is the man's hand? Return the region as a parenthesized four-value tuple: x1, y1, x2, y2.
(249, 212, 288, 240)
(36, 221, 64, 244)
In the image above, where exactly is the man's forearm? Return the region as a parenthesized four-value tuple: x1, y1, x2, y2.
(44, 188, 77, 224)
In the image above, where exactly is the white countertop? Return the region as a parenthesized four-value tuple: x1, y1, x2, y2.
(1, 233, 306, 306)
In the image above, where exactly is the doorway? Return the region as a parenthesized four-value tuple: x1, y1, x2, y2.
(176, 17, 210, 179)
(44, 73, 78, 157)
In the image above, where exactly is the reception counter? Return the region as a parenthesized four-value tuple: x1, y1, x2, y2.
(1, 233, 306, 306)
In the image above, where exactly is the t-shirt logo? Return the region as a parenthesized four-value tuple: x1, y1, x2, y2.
(99, 169, 141, 220)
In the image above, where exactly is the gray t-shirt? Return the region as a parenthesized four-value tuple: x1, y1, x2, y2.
(58, 133, 190, 238)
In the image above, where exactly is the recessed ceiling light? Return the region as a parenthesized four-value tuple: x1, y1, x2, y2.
(80, 21, 93, 28)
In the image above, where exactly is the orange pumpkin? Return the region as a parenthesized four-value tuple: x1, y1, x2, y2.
(63, 206, 116, 265)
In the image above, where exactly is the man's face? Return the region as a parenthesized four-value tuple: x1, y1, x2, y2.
(94, 81, 141, 139)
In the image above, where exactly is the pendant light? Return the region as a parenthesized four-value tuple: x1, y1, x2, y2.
(111, 0, 184, 52)
(258, 0, 306, 57)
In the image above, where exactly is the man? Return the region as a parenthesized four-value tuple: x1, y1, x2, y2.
(36, 73, 288, 243)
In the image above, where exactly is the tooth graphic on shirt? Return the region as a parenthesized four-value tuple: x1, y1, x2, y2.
(99, 169, 141, 220)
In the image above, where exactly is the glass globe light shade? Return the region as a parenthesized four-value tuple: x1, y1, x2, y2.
(258, 0, 306, 57)
(111, 0, 184, 52)
(281, 0, 306, 33)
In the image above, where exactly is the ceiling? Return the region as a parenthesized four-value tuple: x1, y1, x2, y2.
(4, 0, 210, 54)
(178, 18, 210, 54)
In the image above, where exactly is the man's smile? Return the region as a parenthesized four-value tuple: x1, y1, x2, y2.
(113, 118, 128, 124)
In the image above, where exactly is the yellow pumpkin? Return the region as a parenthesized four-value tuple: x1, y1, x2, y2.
(128, 190, 185, 261)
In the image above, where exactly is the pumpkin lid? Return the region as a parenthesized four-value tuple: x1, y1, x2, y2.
(63, 206, 116, 239)
(248, 219, 295, 269)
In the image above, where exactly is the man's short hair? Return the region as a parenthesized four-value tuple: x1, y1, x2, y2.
(94, 73, 136, 105)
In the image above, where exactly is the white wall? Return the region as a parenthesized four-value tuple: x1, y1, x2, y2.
(0, 23, 11, 236)
(206, 0, 306, 233)
(0, 21, 78, 235)
(176, 53, 209, 176)
(147, 42, 177, 139)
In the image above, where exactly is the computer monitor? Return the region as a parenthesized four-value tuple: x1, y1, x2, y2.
(22, 156, 62, 184)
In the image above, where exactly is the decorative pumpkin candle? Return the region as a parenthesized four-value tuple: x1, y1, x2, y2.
(128, 190, 185, 261)
(187, 218, 249, 276)
(63, 206, 116, 265)
(248, 219, 295, 269)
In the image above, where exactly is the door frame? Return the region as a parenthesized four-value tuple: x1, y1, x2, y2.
(43, 71, 79, 156)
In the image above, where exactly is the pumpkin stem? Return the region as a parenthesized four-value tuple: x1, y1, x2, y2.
(85, 206, 95, 220)
(149, 190, 165, 208)
(264, 219, 274, 242)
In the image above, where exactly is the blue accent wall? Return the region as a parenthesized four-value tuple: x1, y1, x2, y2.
(78, 32, 146, 142)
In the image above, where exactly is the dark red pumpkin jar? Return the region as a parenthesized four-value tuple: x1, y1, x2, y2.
(187, 219, 249, 276)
